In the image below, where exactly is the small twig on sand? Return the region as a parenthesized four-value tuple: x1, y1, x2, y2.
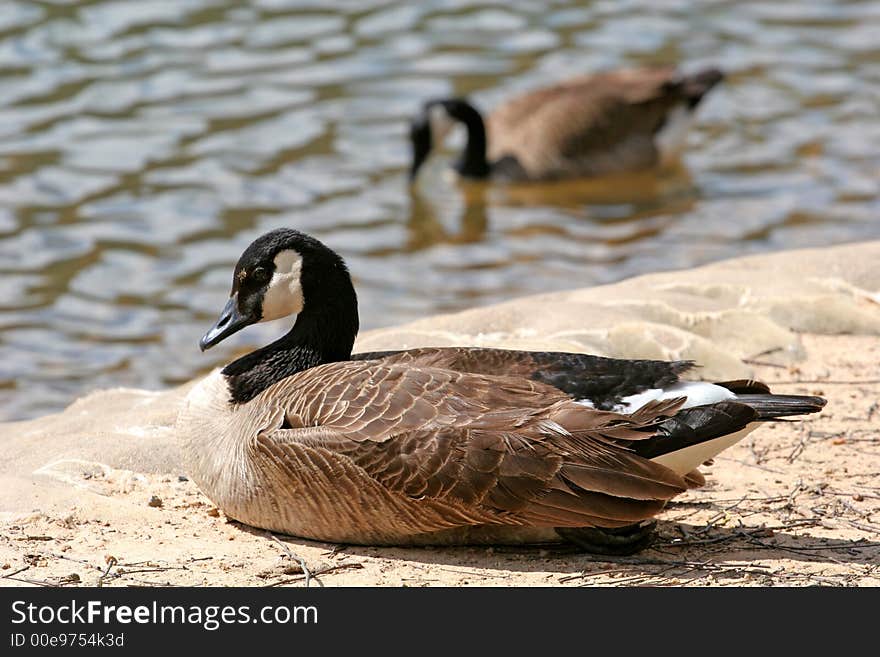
(743, 359, 787, 369)
(715, 456, 785, 474)
(787, 437, 807, 464)
(1, 565, 60, 587)
(846, 521, 880, 536)
(743, 348, 785, 368)
(559, 559, 771, 585)
(268, 533, 317, 588)
(98, 556, 118, 587)
(266, 562, 363, 587)
(437, 568, 507, 579)
(2, 565, 32, 580)
(51, 553, 102, 571)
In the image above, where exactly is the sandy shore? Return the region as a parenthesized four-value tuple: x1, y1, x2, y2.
(2, 243, 878, 587)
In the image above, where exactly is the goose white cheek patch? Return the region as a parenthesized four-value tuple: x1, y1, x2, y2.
(260, 249, 304, 322)
(429, 105, 456, 145)
(655, 104, 694, 165)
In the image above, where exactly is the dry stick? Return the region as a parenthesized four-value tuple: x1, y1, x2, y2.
(749, 440, 766, 465)
(661, 518, 819, 554)
(1, 565, 31, 579)
(265, 562, 363, 587)
(563, 567, 644, 580)
(560, 559, 770, 585)
(743, 360, 788, 369)
(98, 557, 117, 587)
(670, 494, 789, 507)
(742, 537, 880, 552)
(10, 553, 108, 587)
(714, 456, 785, 474)
(126, 582, 184, 588)
(50, 553, 102, 571)
(437, 568, 507, 579)
(786, 482, 804, 507)
(613, 564, 683, 585)
(51, 553, 194, 586)
(787, 438, 807, 464)
(2, 573, 60, 587)
(603, 573, 665, 586)
(268, 533, 317, 588)
(670, 564, 752, 586)
(743, 348, 785, 369)
(738, 532, 868, 570)
(109, 567, 190, 577)
(835, 498, 871, 519)
(847, 521, 880, 536)
(721, 495, 751, 513)
(667, 533, 739, 548)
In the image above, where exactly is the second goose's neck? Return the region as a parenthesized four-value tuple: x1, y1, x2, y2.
(452, 102, 491, 179)
(222, 296, 358, 406)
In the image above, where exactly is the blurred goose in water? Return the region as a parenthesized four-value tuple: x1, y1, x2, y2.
(177, 228, 824, 553)
(409, 66, 724, 183)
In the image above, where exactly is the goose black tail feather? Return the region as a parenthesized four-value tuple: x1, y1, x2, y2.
(732, 393, 827, 419)
(632, 401, 756, 460)
(632, 391, 826, 460)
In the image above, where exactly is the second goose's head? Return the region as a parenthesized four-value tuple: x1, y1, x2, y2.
(409, 98, 486, 181)
(199, 228, 358, 355)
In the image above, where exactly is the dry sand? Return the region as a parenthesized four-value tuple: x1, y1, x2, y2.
(1, 243, 878, 587)
(1, 333, 877, 588)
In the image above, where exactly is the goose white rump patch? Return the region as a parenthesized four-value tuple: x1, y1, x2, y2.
(576, 381, 736, 413)
(575, 381, 747, 477)
(655, 104, 694, 165)
(260, 249, 304, 322)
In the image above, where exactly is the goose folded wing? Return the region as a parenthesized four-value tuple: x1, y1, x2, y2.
(352, 346, 694, 409)
(488, 68, 683, 163)
(252, 362, 694, 528)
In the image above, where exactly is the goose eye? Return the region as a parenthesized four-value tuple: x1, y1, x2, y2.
(252, 266, 270, 283)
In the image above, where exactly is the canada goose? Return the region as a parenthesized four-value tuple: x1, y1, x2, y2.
(409, 66, 724, 183)
(177, 228, 825, 553)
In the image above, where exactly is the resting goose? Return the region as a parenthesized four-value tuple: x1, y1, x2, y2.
(409, 66, 724, 183)
(177, 228, 825, 554)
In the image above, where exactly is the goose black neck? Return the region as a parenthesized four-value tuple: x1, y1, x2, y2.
(221, 280, 359, 405)
(451, 101, 491, 179)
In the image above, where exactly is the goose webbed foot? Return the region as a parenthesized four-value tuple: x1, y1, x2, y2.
(555, 520, 657, 556)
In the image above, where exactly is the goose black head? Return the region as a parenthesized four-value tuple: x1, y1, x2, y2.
(199, 228, 357, 351)
(408, 98, 466, 181)
(409, 98, 490, 181)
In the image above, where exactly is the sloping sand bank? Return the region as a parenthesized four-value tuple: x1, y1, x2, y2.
(2, 242, 878, 586)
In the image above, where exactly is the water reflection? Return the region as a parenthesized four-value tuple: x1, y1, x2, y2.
(0, 0, 878, 420)
(405, 184, 489, 253)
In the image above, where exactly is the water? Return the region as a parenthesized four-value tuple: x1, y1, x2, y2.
(1, 0, 878, 421)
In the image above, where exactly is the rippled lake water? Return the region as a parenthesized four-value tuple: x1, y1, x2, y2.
(1, 0, 878, 421)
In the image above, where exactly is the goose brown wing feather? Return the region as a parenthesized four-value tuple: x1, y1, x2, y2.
(353, 346, 694, 408)
(253, 361, 692, 529)
(263, 360, 571, 439)
(486, 68, 684, 176)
